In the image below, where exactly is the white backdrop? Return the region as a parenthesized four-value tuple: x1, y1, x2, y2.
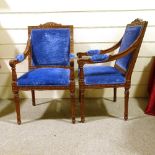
(0, 0, 155, 98)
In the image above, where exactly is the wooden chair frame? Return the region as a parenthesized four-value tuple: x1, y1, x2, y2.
(9, 22, 76, 124)
(77, 19, 148, 122)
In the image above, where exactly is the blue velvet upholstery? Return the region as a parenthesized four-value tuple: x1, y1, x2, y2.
(84, 66, 125, 85)
(91, 54, 109, 62)
(16, 54, 24, 62)
(70, 53, 75, 59)
(87, 50, 100, 56)
(17, 68, 70, 86)
(116, 26, 142, 71)
(31, 28, 70, 66)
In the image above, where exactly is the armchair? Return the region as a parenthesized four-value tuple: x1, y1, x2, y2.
(9, 22, 76, 124)
(77, 19, 148, 122)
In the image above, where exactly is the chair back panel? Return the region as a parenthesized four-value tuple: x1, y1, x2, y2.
(30, 28, 70, 66)
(115, 25, 142, 71)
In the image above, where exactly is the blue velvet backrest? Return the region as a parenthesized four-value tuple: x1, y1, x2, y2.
(115, 25, 142, 71)
(31, 28, 70, 66)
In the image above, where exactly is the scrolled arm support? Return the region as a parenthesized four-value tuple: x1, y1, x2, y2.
(9, 38, 31, 91)
(9, 60, 20, 68)
(77, 42, 137, 65)
(77, 38, 122, 58)
(9, 38, 31, 68)
(77, 52, 88, 58)
(9, 60, 18, 91)
(100, 38, 122, 54)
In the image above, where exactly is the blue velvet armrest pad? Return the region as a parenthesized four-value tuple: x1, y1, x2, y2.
(16, 54, 25, 62)
(91, 54, 109, 62)
(70, 53, 76, 59)
(87, 50, 100, 56)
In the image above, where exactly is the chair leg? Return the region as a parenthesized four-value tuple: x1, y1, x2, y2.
(79, 89, 81, 103)
(113, 88, 117, 102)
(80, 89, 85, 123)
(70, 89, 76, 124)
(13, 91, 21, 125)
(124, 87, 129, 120)
(31, 90, 36, 106)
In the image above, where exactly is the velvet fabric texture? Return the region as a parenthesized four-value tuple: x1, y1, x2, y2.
(84, 66, 125, 85)
(87, 50, 101, 56)
(91, 54, 109, 62)
(70, 53, 75, 59)
(16, 54, 24, 62)
(17, 68, 70, 86)
(116, 26, 142, 71)
(31, 28, 70, 66)
(145, 60, 155, 115)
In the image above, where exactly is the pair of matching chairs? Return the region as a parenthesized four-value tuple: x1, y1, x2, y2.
(9, 19, 147, 124)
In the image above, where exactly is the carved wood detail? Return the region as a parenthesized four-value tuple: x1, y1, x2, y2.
(9, 22, 75, 124)
(77, 19, 148, 122)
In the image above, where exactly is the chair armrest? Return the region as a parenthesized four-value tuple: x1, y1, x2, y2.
(91, 54, 109, 62)
(77, 50, 100, 58)
(69, 53, 76, 67)
(87, 50, 101, 56)
(77, 38, 122, 58)
(16, 54, 25, 62)
(9, 38, 31, 67)
(78, 41, 137, 66)
(77, 52, 88, 58)
(70, 53, 75, 59)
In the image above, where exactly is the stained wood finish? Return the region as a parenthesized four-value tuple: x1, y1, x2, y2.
(77, 19, 148, 122)
(9, 22, 76, 124)
(113, 88, 117, 102)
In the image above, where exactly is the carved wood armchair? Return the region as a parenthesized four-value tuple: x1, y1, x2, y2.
(9, 22, 75, 124)
(77, 19, 148, 122)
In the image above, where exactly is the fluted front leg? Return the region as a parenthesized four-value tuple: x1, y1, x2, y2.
(70, 72, 76, 124)
(80, 88, 85, 123)
(79, 89, 81, 103)
(10, 61, 21, 124)
(113, 88, 117, 102)
(69, 59, 76, 123)
(13, 91, 21, 125)
(31, 90, 36, 106)
(124, 87, 129, 120)
(78, 60, 85, 123)
(70, 88, 76, 124)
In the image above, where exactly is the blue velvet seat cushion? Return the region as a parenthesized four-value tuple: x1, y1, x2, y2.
(17, 68, 70, 86)
(31, 28, 70, 66)
(84, 66, 125, 85)
(116, 26, 142, 71)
